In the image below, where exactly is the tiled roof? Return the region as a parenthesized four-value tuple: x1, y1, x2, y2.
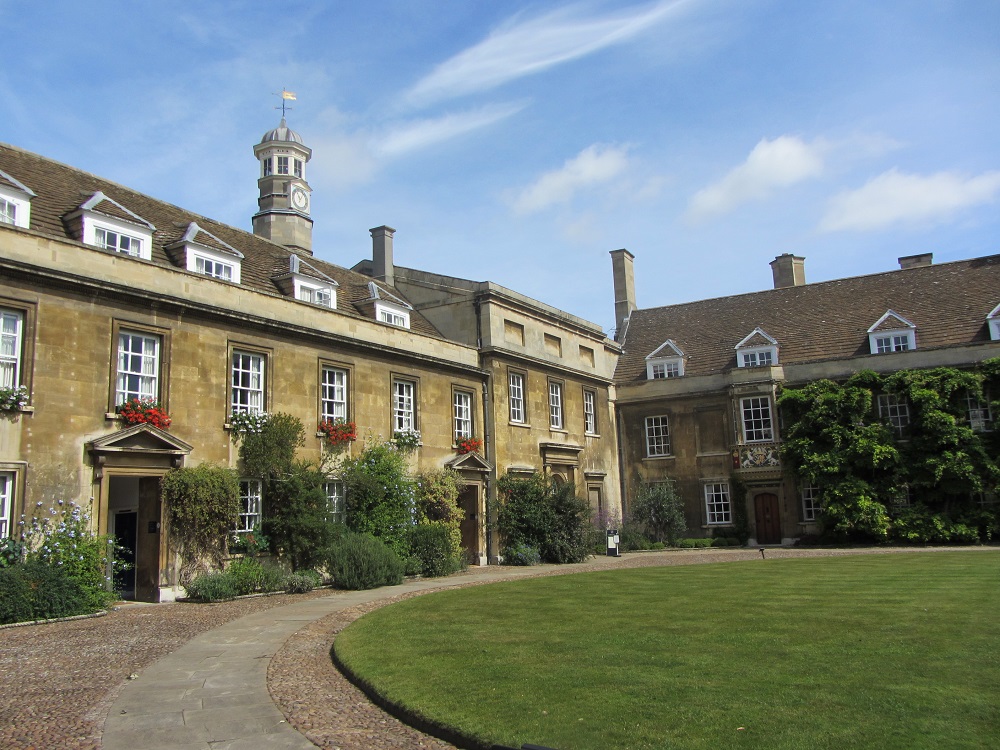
(0, 143, 442, 339)
(616, 255, 1000, 383)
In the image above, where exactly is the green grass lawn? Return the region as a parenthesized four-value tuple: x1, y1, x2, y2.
(333, 551, 1000, 750)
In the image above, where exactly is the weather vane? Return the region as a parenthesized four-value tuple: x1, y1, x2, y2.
(273, 88, 297, 118)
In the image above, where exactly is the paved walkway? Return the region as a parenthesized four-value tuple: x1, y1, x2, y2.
(102, 561, 625, 750)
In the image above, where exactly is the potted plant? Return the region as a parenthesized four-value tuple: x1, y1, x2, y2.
(456, 436, 482, 455)
(117, 398, 171, 429)
(0, 385, 28, 412)
(318, 418, 357, 449)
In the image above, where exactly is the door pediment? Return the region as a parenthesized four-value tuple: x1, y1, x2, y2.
(446, 451, 494, 473)
(88, 424, 193, 478)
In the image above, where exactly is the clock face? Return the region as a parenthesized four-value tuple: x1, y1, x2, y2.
(291, 186, 309, 211)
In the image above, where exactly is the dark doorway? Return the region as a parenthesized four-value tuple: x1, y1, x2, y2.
(458, 485, 480, 564)
(754, 492, 782, 544)
(113, 511, 137, 599)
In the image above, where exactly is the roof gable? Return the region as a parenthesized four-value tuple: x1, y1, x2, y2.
(735, 327, 778, 349)
(646, 339, 685, 359)
(868, 310, 915, 333)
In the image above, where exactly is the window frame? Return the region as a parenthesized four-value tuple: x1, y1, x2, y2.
(0, 182, 32, 228)
(965, 390, 993, 432)
(0, 470, 13, 538)
(583, 388, 598, 435)
(295, 278, 336, 308)
(0, 197, 14, 226)
(84, 215, 153, 261)
(0, 307, 24, 391)
(801, 485, 821, 522)
(375, 302, 410, 329)
(325, 480, 346, 525)
(0, 299, 35, 403)
(877, 393, 911, 438)
(237, 479, 262, 534)
(95, 226, 144, 258)
(739, 348, 776, 368)
(644, 415, 671, 457)
(508, 369, 527, 425)
(453, 388, 474, 442)
(229, 344, 270, 416)
(392, 376, 417, 433)
(277, 156, 290, 175)
(704, 483, 732, 525)
(548, 379, 564, 430)
(740, 396, 774, 443)
(320, 364, 349, 423)
(874, 333, 912, 354)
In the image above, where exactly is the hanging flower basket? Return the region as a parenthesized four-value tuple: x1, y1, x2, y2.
(0, 385, 28, 412)
(117, 398, 171, 429)
(456, 436, 482, 455)
(392, 428, 421, 453)
(319, 418, 357, 448)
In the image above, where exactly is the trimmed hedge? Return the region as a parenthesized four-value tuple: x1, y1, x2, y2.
(0, 561, 93, 624)
(325, 532, 404, 590)
(407, 523, 462, 578)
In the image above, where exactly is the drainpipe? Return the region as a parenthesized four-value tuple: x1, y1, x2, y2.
(615, 405, 628, 522)
(475, 296, 498, 564)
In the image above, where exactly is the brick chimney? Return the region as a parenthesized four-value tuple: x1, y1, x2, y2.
(770, 254, 806, 289)
(370, 225, 396, 286)
(610, 248, 636, 342)
(898, 253, 932, 269)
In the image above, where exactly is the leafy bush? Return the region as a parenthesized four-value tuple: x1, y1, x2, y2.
(258, 561, 289, 592)
(502, 543, 541, 566)
(629, 479, 687, 545)
(415, 468, 465, 559)
(324, 532, 404, 590)
(22, 500, 120, 611)
(619, 525, 652, 551)
(0, 537, 25, 568)
(261, 462, 339, 571)
(185, 572, 238, 602)
(340, 441, 416, 557)
(0, 560, 92, 623)
(407, 523, 461, 577)
(677, 538, 695, 548)
(650, 542, 665, 550)
(890, 505, 989, 545)
(285, 573, 316, 594)
(223, 557, 288, 594)
(162, 464, 240, 576)
(496, 473, 593, 564)
(230, 411, 305, 480)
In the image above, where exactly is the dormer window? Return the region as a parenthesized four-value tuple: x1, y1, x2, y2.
(735, 328, 778, 368)
(361, 282, 413, 329)
(645, 339, 686, 379)
(165, 222, 243, 284)
(0, 169, 34, 229)
(988, 304, 1000, 341)
(377, 303, 410, 328)
(66, 192, 155, 261)
(868, 311, 916, 354)
(273, 254, 338, 309)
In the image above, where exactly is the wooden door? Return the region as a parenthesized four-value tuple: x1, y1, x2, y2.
(135, 477, 162, 602)
(458, 485, 480, 564)
(754, 492, 781, 544)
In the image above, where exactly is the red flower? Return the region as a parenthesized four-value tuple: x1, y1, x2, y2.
(319, 419, 357, 446)
(456, 436, 482, 455)
(118, 398, 172, 429)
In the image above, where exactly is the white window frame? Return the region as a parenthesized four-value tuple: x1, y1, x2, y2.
(548, 381, 564, 429)
(321, 366, 348, 422)
(191, 250, 239, 283)
(232, 351, 265, 414)
(739, 348, 776, 367)
(237, 480, 262, 533)
(868, 311, 917, 354)
(325, 480, 346, 524)
(376, 302, 410, 328)
(649, 360, 682, 379)
(583, 389, 597, 435)
(0, 308, 24, 390)
(0, 178, 32, 228)
(987, 304, 1000, 341)
(705, 483, 732, 525)
(393, 379, 416, 432)
(0, 471, 12, 537)
(740, 396, 774, 443)
(453, 390, 473, 441)
(509, 371, 526, 424)
(116, 330, 160, 405)
(877, 393, 910, 438)
(84, 216, 153, 261)
(295, 279, 336, 308)
(966, 391, 993, 432)
(645, 415, 671, 457)
(262, 156, 272, 177)
(801, 485, 821, 522)
(294, 159, 304, 179)
(0, 197, 16, 226)
(277, 156, 290, 175)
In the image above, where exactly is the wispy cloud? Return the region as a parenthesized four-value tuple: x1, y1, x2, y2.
(686, 135, 827, 222)
(375, 103, 525, 157)
(406, 0, 687, 106)
(511, 144, 630, 214)
(820, 169, 1000, 232)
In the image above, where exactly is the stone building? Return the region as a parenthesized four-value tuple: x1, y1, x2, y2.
(611, 249, 1000, 545)
(0, 120, 623, 600)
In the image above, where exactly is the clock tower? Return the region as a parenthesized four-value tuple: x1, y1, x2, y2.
(251, 118, 313, 254)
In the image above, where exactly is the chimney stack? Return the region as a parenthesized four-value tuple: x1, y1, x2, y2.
(610, 248, 636, 342)
(370, 225, 396, 286)
(898, 253, 932, 269)
(770, 254, 806, 289)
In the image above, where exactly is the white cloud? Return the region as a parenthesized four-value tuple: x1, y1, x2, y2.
(375, 103, 525, 157)
(686, 135, 827, 222)
(406, 0, 687, 106)
(820, 169, 1000, 232)
(511, 144, 631, 214)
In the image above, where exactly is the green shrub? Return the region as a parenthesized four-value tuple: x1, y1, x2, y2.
(285, 573, 316, 594)
(693, 538, 714, 548)
(619, 526, 651, 551)
(677, 538, 696, 548)
(629, 479, 687, 545)
(325, 532, 404, 590)
(2, 560, 94, 622)
(230, 411, 305, 480)
(407, 523, 461, 578)
(0, 565, 32, 623)
(185, 572, 238, 601)
(225, 557, 265, 595)
(726, 537, 742, 547)
(261, 462, 340, 572)
(259, 561, 290, 592)
(711, 537, 728, 547)
(650, 542, 665, 550)
(0, 537, 25, 568)
(502, 543, 542, 566)
(340, 441, 416, 557)
(162, 464, 240, 575)
(496, 473, 592, 564)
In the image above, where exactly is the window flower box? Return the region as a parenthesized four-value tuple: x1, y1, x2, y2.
(0, 385, 28, 412)
(456, 436, 482, 455)
(117, 398, 171, 429)
(318, 418, 357, 448)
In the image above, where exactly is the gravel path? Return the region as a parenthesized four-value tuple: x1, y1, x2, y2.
(3, 546, 991, 749)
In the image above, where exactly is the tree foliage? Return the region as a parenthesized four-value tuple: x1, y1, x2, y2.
(629, 479, 687, 545)
(778, 362, 1000, 542)
(231, 412, 305, 479)
(162, 464, 240, 576)
(261, 461, 339, 571)
(496, 473, 593, 564)
(340, 440, 415, 557)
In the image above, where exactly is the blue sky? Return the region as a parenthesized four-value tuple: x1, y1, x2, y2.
(2, 1, 998, 335)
